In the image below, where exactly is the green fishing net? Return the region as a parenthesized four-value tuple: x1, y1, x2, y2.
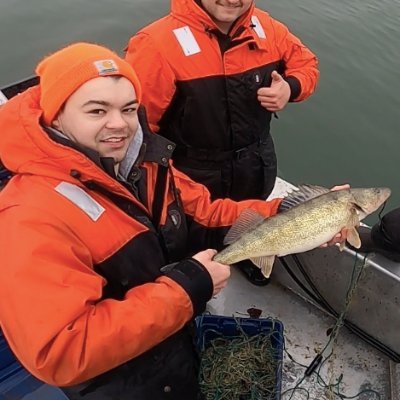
(198, 331, 279, 400)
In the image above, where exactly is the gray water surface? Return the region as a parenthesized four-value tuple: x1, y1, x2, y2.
(0, 0, 398, 223)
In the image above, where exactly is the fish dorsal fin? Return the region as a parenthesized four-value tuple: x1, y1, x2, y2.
(279, 184, 330, 212)
(250, 256, 276, 278)
(223, 209, 265, 245)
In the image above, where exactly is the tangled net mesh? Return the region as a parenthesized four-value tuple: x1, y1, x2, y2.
(198, 330, 280, 400)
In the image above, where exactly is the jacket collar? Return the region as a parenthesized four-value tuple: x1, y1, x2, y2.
(171, 0, 255, 37)
(45, 125, 119, 179)
(170, 0, 269, 51)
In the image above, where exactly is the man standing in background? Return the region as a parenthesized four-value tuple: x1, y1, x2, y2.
(125, 0, 319, 285)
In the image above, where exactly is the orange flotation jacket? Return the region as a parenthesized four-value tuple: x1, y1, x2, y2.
(126, 0, 319, 201)
(0, 86, 280, 399)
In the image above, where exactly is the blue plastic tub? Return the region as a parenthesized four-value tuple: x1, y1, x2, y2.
(0, 332, 68, 399)
(195, 314, 284, 400)
(0, 335, 16, 373)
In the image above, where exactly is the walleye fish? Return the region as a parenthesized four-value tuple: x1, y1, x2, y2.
(214, 185, 391, 278)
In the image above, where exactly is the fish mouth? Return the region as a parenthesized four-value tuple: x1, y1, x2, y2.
(373, 187, 392, 209)
(380, 187, 392, 201)
(354, 187, 391, 218)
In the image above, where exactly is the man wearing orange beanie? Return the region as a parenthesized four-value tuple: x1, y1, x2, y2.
(0, 42, 284, 399)
(36, 42, 143, 126)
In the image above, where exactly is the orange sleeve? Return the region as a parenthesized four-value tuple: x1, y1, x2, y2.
(172, 166, 282, 227)
(125, 33, 177, 132)
(270, 17, 320, 102)
(0, 205, 193, 386)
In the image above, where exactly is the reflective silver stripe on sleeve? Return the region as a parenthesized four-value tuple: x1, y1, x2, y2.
(55, 182, 105, 221)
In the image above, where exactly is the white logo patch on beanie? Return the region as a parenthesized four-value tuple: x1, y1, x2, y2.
(93, 59, 119, 75)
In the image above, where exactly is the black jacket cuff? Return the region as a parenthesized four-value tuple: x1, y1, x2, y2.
(285, 76, 301, 101)
(164, 258, 213, 316)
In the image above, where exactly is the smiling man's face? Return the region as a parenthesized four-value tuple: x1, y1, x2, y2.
(52, 76, 139, 169)
(200, 0, 253, 33)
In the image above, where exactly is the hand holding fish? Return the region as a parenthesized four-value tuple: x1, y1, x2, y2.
(320, 183, 351, 247)
(320, 228, 348, 248)
(331, 184, 350, 191)
(193, 249, 231, 296)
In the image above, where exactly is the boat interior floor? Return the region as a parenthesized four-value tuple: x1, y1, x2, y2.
(207, 265, 400, 400)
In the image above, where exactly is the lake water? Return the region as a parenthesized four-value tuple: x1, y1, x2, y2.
(0, 0, 398, 224)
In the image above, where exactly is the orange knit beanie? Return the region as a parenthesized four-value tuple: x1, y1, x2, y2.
(36, 42, 142, 125)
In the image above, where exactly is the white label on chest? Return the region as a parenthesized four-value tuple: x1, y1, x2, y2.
(173, 26, 201, 56)
(55, 182, 105, 221)
(251, 16, 266, 39)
